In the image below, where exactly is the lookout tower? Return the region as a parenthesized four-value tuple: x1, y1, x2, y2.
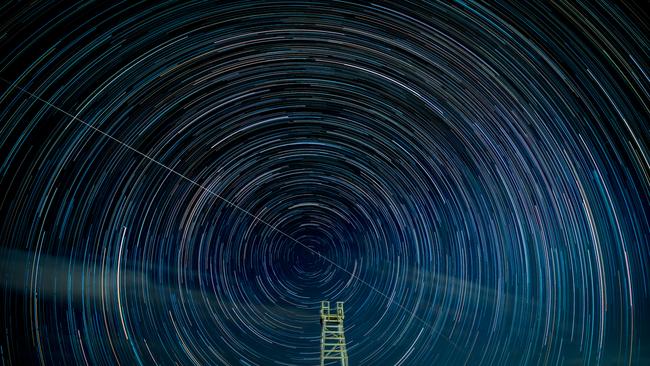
(320, 301, 349, 366)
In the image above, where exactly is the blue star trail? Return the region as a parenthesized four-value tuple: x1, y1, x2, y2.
(0, 1, 648, 365)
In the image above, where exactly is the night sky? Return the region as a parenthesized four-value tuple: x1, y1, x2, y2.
(0, 1, 648, 365)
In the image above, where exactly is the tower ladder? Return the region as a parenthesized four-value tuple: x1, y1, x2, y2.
(320, 301, 349, 366)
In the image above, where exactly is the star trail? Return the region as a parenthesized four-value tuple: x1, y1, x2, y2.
(0, 1, 648, 365)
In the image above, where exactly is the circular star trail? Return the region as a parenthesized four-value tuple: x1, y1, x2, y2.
(0, 1, 648, 365)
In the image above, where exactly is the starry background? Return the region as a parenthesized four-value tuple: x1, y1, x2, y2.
(0, 1, 648, 365)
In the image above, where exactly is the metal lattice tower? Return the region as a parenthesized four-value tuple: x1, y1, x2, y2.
(320, 301, 349, 366)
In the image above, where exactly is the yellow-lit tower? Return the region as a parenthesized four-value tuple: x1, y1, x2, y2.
(320, 301, 349, 366)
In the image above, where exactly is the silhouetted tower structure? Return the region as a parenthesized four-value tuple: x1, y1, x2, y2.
(320, 301, 349, 366)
